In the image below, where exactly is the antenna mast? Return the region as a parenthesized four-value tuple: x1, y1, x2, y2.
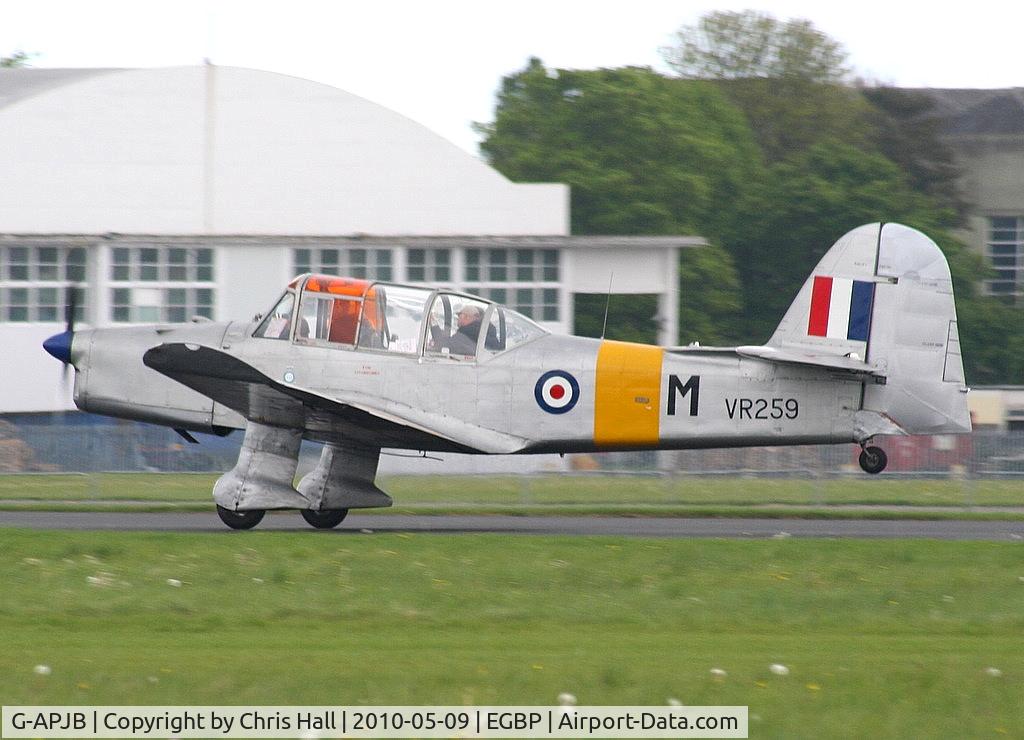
(600, 273, 613, 340)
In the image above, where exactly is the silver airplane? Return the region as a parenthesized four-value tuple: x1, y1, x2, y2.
(43, 223, 971, 529)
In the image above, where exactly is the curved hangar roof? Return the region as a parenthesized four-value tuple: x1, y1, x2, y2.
(0, 66, 567, 236)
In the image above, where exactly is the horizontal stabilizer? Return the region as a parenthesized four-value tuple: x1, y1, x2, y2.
(665, 344, 883, 378)
(735, 345, 884, 378)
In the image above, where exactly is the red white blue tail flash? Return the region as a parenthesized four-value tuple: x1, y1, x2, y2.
(807, 276, 875, 341)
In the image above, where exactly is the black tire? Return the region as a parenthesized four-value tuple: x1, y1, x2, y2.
(301, 508, 349, 529)
(859, 446, 888, 475)
(216, 505, 266, 530)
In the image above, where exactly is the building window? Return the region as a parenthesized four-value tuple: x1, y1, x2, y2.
(985, 216, 1023, 297)
(406, 248, 450, 282)
(111, 247, 213, 283)
(0, 245, 88, 323)
(464, 248, 560, 321)
(294, 248, 393, 280)
(109, 246, 215, 322)
(1007, 409, 1024, 431)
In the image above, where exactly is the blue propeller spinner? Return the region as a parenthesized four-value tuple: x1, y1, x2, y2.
(43, 330, 74, 364)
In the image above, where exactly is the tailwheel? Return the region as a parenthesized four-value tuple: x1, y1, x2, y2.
(858, 445, 888, 475)
(301, 508, 349, 529)
(216, 505, 266, 530)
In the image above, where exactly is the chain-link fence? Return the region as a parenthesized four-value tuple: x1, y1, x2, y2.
(1, 419, 1022, 508)
(0, 419, 1019, 475)
(0, 419, 1012, 473)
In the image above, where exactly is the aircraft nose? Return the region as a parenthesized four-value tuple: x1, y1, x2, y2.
(43, 330, 74, 364)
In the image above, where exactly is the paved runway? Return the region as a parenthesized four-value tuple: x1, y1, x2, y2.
(2, 510, 1024, 540)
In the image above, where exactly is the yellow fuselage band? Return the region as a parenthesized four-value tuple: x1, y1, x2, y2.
(594, 340, 664, 447)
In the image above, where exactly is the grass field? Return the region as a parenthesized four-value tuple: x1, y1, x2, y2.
(1, 472, 1023, 512)
(2, 529, 1023, 737)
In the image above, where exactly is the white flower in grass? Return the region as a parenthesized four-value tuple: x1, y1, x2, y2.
(710, 668, 727, 680)
(770, 663, 790, 676)
(34, 665, 52, 676)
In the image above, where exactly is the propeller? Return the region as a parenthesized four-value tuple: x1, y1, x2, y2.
(43, 285, 81, 391)
(64, 283, 78, 336)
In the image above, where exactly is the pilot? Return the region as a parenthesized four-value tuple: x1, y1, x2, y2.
(447, 305, 484, 356)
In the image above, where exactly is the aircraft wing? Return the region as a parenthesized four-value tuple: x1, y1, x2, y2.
(142, 343, 528, 454)
(666, 344, 885, 379)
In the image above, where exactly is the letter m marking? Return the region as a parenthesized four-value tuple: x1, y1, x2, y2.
(667, 374, 699, 416)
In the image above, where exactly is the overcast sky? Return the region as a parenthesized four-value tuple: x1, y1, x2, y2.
(3, 1, 1022, 154)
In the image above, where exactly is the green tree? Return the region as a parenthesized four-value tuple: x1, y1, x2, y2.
(480, 49, 1024, 381)
(919, 228, 1024, 386)
(660, 9, 1018, 379)
(861, 87, 968, 223)
(734, 138, 1024, 385)
(479, 59, 766, 240)
(572, 294, 659, 345)
(478, 59, 761, 343)
(678, 244, 743, 344)
(739, 139, 953, 339)
(1, 50, 33, 68)
(662, 10, 849, 83)
(662, 11, 872, 162)
(956, 297, 1024, 385)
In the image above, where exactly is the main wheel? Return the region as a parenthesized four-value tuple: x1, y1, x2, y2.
(858, 446, 888, 475)
(301, 508, 349, 529)
(216, 505, 266, 530)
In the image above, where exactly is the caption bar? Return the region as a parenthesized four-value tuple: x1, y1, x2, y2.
(3, 706, 747, 738)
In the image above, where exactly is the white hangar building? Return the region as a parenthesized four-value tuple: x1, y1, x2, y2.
(0, 65, 701, 416)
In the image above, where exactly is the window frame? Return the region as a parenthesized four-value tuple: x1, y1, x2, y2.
(0, 244, 89, 324)
(985, 216, 1024, 298)
(108, 245, 216, 323)
(294, 247, 394, 281)
(406, 248, 452, 283)
(463, 247, 561, 322)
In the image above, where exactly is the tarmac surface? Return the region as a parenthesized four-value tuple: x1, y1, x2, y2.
(3, 510, 1024, 540)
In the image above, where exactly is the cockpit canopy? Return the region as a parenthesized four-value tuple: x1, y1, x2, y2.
(253, 274, 547, 359)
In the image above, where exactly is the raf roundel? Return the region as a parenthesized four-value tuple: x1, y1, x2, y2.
(535, 370, 580, 414)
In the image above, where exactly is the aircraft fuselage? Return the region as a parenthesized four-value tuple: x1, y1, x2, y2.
(71, 324, 861, 454)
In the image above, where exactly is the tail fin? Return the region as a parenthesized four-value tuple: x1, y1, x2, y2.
(769, 223, 971, 437)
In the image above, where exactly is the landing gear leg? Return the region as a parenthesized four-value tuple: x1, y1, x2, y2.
(858, 445, 888, 475)
(212, 421, 308, 530)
